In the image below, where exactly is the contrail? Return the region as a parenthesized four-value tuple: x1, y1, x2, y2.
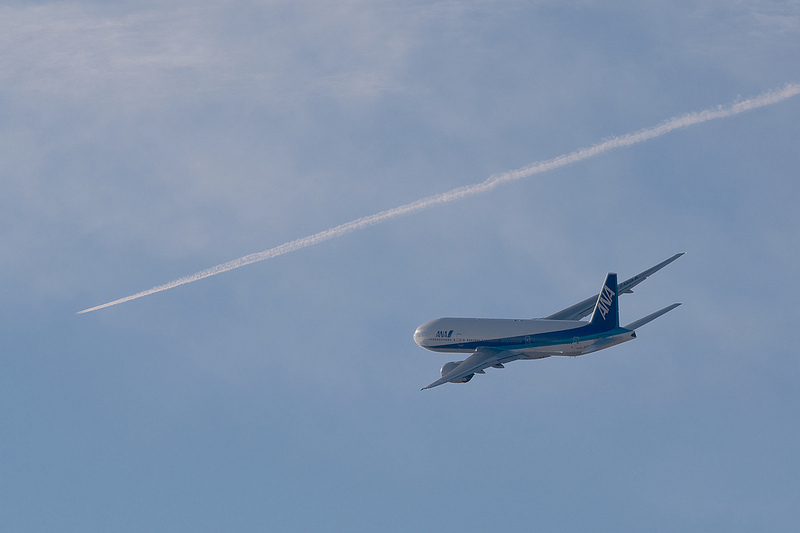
(78, 83, 800, 314)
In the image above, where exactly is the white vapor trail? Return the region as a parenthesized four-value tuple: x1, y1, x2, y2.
(78, 84, 800, 314)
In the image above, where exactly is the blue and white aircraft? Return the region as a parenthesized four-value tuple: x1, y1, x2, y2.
(415, 253, 684, 390)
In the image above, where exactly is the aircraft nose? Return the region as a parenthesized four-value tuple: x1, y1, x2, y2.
(413, 326, 427, 347)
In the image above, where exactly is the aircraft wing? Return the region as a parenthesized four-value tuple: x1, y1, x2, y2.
(545, 252, 685, 321)
(421, 348, 522, 390)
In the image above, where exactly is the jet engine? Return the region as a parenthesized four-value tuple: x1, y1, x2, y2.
(440, 361, 473, 383)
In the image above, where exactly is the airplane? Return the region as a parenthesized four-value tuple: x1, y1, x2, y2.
(414, 253, 684, 390)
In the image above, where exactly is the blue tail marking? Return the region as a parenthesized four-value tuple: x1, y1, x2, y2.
(589, 273, 619, 331)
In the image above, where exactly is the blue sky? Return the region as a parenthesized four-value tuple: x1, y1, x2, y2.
(2, 1, 799, 531)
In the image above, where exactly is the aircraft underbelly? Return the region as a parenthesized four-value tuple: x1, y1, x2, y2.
(520, 342, 584, 358)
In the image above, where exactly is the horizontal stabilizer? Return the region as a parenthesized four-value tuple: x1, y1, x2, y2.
(624, 303, 681, 330)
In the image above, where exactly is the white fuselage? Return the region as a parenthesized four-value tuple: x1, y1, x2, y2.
(414, 317, 634, 359)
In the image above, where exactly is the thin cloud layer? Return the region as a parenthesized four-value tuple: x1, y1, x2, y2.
(0, 2, 415, 104)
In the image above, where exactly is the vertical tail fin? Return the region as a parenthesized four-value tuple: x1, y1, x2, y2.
(589, 273, 619, 330)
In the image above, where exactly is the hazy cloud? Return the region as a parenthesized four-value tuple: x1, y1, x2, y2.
(0, 1, 420, 105)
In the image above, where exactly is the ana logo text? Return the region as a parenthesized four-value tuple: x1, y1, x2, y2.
(436, 330, 454, 338)
(597, 285, 615, 320)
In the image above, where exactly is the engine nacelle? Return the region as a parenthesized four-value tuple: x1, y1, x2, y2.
(440, 361, 474, 383)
